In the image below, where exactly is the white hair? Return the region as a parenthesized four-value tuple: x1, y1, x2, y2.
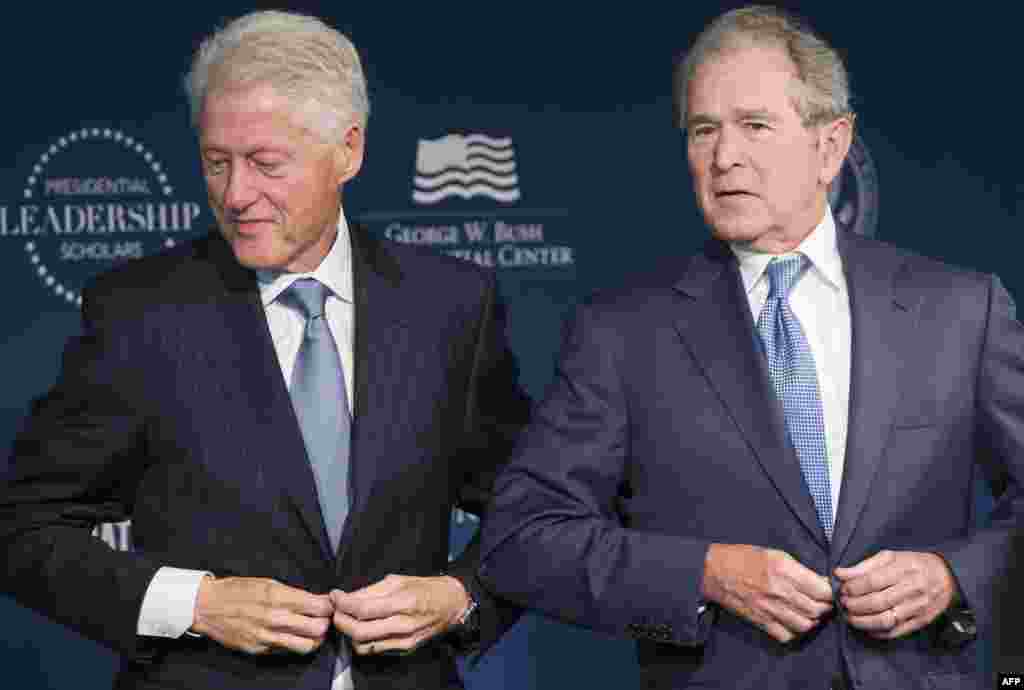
(185, 10, 369, 140)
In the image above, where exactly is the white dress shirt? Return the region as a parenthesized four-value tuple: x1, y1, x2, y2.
(730, 207, 851, 520)
(136, 211, 355, 685)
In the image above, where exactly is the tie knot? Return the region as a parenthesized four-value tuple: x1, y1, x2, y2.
(764, 255, 807, 301)
(284, 278, 330, 321)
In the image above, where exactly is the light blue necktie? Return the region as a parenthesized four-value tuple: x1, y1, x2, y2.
(284, 278, 352, 549)
(756, 256, 834, 540)
(282, 278, 352, 680)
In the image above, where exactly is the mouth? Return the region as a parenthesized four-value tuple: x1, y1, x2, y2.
(714, 190, 756, 199)
(229, 218, 276, 236)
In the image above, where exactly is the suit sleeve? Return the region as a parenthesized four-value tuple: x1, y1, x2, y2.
(478, 300, 713, 646)
(444, 271, 531, 654)
(0, 282, 164, 659)
(933, 274, 1024, 632)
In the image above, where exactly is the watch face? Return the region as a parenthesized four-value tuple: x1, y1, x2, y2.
(951, 610, 976, 635)
(448, 601, 481, 652)
(462, 601, 481, 632)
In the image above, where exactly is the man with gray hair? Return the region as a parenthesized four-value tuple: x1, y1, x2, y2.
(1, 10, 528, 690)
(481, 5, 1022, 688)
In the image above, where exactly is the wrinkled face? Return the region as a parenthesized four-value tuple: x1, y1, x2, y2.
(686, 44, 844, 253)
(199, 82, 363, 272)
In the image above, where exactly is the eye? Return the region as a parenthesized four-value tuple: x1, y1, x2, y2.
(203, 158, 227, 176)
(689, 124, 716, 141)
(744, 121, 771, 134)
(252, 158, 283, 173)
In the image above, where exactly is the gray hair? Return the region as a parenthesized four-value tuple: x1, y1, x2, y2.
(185, 10, 370, 140)
(674, 5, 852, 129)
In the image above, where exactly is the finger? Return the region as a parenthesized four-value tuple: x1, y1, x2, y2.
(860, 585, 936, 640)
(846, 608, 894, 633)
(352, 631, 430, 656)
(865, 615, 926, 641)
(769, 601, 824, 638)
(787, 566, 834, 604)
(333, 611, 425, 644)
(842, 589, 892, 616)
(266, 582, 334, 618)
(760, 617, 799, 644)
(268, 609, 333, 640)
(266, 630, 328, 655)
(846, 600, 914, 636)
(765, 551, 832, 602)
(338, 574, 406, 600)
(787, 589, 834, 621)
(838, 560, 905, 598)
(842, 578, 923, 618)
(332, 590, 416, 621)
(834, 550, 894, 581)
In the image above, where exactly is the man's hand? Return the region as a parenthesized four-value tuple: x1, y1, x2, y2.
(702, 543, 834, 643)
(330, 574, 470, 656)
(190, 576, 333, 655)
(835, 550, 957, 639)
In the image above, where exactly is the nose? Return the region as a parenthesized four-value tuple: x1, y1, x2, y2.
(712, 126, 744, 172)
(221, 161, 259, 214)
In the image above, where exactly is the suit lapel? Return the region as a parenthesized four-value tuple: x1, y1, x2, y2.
(205, 236, 335, 561)
(339, 226, 411, 564)
(831, 233, 919, 561)
(673, 241, 828, 548)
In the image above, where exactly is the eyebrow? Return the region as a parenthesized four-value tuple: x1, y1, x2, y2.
(687, 114, 720, 128)
(687, 108, 781, 128)
(734, 108, 778, 121)
(200, 145, 292, 157)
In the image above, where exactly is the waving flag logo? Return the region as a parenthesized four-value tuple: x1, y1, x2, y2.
(413, 134, 520, 204)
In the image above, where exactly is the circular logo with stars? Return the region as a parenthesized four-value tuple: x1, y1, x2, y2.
(5, 127, 205, 308)
(829, 133, 879, 238)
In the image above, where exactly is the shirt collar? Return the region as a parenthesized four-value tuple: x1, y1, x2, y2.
(730, 205, 843, 295)
(257, 212, 353, 307)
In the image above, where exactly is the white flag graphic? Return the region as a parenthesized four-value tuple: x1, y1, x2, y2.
(413, 133, 520, 204)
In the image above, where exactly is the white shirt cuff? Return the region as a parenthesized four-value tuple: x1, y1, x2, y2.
(136, 566, 210, 638)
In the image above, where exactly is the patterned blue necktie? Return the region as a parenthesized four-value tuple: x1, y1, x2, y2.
(755, 256, 833, 540)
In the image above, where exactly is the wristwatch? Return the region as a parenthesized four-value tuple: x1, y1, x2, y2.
(447, 588, 481, 652)
(939, 607, 976, 648)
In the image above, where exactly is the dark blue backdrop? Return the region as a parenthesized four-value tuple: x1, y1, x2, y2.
(1, 3, 1019, 688)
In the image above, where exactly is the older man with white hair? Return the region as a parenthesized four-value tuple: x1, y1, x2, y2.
(0, 10, 529, 690)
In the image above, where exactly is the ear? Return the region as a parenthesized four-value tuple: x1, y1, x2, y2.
(334, 124, 365, 185)
(818, 115, 853, 188)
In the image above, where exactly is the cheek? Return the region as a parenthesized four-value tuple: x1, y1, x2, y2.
(687, 164, 711, 198)
(686, 150, 705, 180)
(204, 177, 225, 205)
(260, 180, 303, 212)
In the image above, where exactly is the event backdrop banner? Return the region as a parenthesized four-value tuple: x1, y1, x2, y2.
(1, 3, 1019, 688)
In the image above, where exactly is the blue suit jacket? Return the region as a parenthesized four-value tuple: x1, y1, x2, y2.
(480, 232, 1023, 689)
(0, 227, 529, 690)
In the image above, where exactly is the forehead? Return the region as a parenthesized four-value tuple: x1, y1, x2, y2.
(199, 82, 316, 149)
(687, 44, 800, 118)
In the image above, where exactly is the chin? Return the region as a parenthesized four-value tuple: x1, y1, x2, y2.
(229, 241, 287, 271)
(709, 222, 767, 244)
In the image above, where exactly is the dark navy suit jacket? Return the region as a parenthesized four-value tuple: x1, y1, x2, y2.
(481, 231, 1024, 689)
(0, 226, 529, 690)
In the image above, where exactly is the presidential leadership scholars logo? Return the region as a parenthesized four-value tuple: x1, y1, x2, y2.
(1, 127, 205, 308)
(413, 134, 520, 204)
